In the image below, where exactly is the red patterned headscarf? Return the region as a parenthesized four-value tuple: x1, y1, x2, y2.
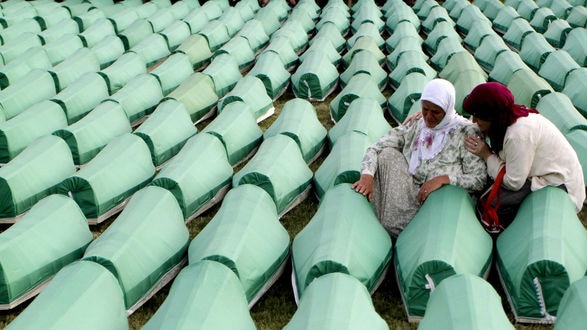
(463, 82, 538, 152)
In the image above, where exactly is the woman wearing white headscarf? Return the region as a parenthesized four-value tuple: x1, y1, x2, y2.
(352, 79, 487, 238)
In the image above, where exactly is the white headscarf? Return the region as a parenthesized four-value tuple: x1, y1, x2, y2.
(408, 78, 468, 174)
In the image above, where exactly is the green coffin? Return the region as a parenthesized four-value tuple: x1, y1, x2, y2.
(188, 184, 290, 304)
(395, 185, 493, 320)
(82, 186, 189, 310)
(292, 183, 392, 300)
(496, 186, 587, 323)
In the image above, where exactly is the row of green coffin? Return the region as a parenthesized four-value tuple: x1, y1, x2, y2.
(2, 182, 292, 329)
(0, 94, 327, 220)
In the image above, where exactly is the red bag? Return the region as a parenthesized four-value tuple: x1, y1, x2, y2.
(479, 167, 506, 234)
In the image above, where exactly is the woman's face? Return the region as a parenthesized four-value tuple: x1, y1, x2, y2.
(421, 100, 446, 128)
(472, 116, 492, 135)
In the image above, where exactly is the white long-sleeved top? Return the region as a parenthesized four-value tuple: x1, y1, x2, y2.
(486, 113, 585, 211)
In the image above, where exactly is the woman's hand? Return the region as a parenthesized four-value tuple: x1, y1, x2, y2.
(418, 175, 449, 204)
(352, 174, 374, 201)
(464, 135, 492, 160)
(402, 111, 422, 126)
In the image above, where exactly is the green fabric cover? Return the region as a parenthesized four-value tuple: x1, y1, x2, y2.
(149, 52, 193, 96)
(292, 183, 392, 298)
(202, 101, 263, 166)
(554, 277, 587, 330)
(423, 21, 461, 54)
(291, 51, 339, 101)
(473, 34, 510, 71)
(418, 274, 515, 330)
(0, 69, 57, 120)
(563, 68, 587, 117)
(133, 99, 197, 167)
(264, 0, 291, 20)
(214, 36, 255, 70)
(74, 6, 109, 30)
(340, 50, 387, 90)
(312, 22, 346, 52)
(388, 51, 437, 89)
(455, 4, 490, 34)
(218, 75, 273, 121)
(0, 194, 92, 305)
(91, 35, 126, 70)
(247, 51, 291, 99)
(313, 131, 371, 199)
(0, 135, 76, 218)
(288, 7, 317, 34)
(106, 73, 164, 124)
(188, 184, 289, 302)
(79, 18, 116, 48)
(385, 21, 423, 53)
(530, 7, 557, 33)
(351, 6, 384, 33)
(285, 273, 388, 330)
(82, 186, 189, 309)
(0, 33, 43, 65)
(489, 50, 530, 85)
(217, 7, 245, 37)
(98, 52, 147, 95)
(146, 8, 175, 33)
(262, 37, 299, 70)
(53, 101, 132, 165)
(51, 72, 110, 124)
(496, 186, 587, 322)
(182, 7, 209, 34)
(507, 69, 554, 108)
(537, 50, 580, 92)
(519, 32, 556, 72)
(330, 73, 387, 122)
(142, 260, 256, 330)
(562, 28, 587, 66)
(233, 134, 313, 215)
(203, 53, 243, 98)
(0, 100, 67, 163)
(492, 6, 520, 33)
(299, 39, 341, 66)
(429, 38, 468, 71)
(388, 72, 430, 123)
(198, 20, 230, 52)
(237, 19, 269, 53)
(385, 1, 420, 32)
(118, 19, 154, 50)
(347, 23, 385, 49)
(463, 21, 496, 51)
(502, 18, 535, 51)
(50, 48, 101, 92)
(165, 72, 218, 123)
(420, 6, 454, 34)
(128, 33, 171, 68)
(159, 20, 191, 52)
(395, 185, 493, 319)
(565, 129, 587, 187)
(4, 260, 128, 330)
(439, 52, 488, 115)
(329, 98, 390, 147)
(567, 6, 587, 28)
(387, 39, 429, 70)
(264, 98, 327, 164)
(151, 133, 233, 219)
(253, 6, 282, 36)
(271, 20, 309, 53)
(0, 19, 41, 46)
(536, 92, 587, 134)
(57, 133, 155, 219)
(0, 47, 51, 90)
(175, 34, 213, 70)
(543, 19, 571, 48)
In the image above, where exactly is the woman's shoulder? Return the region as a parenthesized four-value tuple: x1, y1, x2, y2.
(452, 118, 480, 136)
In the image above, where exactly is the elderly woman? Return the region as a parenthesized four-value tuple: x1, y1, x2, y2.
(463, 82, 585, 229)
(352, 79, 487, 238)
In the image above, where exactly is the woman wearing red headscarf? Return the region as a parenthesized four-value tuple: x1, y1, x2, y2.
(463, 82, 585, 229)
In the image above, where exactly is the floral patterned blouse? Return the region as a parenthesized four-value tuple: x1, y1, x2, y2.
(360, 120, 488, 193)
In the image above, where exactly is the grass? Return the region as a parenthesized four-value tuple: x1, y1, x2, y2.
(2, 88, 581, 329)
